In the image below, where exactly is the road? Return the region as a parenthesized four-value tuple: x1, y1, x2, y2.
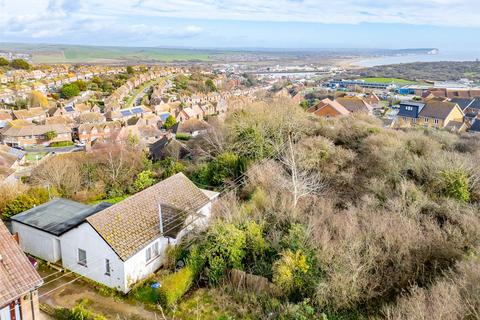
(24, 146, 84, 153)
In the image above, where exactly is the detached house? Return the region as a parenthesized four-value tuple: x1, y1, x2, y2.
(307, 98, 350, 117)
(335, 97, 373, 114)
(396, 101, 465, 131)
(0, 220, 43, 320)
(12, 173, 218, 293)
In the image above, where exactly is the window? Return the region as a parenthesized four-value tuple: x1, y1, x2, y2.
(145, 247, 152, 262)
(424, 117, 429, 123)
(78, 249, 87, 267)
(434, 119, 439, 124)
(105, 259, 111, 276)
(153, 242, 159, 257)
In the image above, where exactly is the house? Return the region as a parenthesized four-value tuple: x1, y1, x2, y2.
(307, 98, 350, 117)
(173, 119, 211, 137)
(176, 107, 196, 123)
(12, 199, 111, 263)
(397, 101, 465, 131)
(0, 123, 72, 148)
(395, 101, 426, 127)
(0, 145, 25, 184)
(0, 220, 43, 320)
(12, 108, 47, 123)
(76, 122, 121, 143)
(418, 101, 465, 131)
(0, 110, 12, 129)
(335, 97, 373, 114)
(13, 174, 218, 293)
(150, 134, 190, 161)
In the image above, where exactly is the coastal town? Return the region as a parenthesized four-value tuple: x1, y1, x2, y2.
(1, 48, 480, 320)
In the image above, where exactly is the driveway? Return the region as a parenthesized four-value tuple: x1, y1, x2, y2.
(38, 268, 160, 320)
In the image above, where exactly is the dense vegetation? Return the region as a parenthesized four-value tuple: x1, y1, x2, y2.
(178, 98, 480, 319)
(350, 61, 480, 82)
(2, 96, 479, 318)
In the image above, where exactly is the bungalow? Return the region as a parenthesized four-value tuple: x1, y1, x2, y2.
(12, 174, 218, 293)
(307, 98, 350, 117)
(0, 220, 43, 320)
(0, 123, 72, 148)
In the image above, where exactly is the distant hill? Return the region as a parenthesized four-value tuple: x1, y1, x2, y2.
(349, 61, 480, 82)
(0, 43, 437, 64)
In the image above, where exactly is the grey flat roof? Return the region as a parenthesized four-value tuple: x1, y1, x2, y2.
(11, 198, 111, 236)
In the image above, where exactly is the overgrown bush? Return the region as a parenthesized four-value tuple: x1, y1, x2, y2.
(158, 266, 195, 307)
(55, 299, 107, 320)
(2, 186, 53, 219)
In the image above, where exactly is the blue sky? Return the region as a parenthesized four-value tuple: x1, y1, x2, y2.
(1, 0, 480, 51)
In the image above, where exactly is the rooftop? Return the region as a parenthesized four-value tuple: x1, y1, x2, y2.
(0, 220, 43, 306)
(11, 198, 111, 236)
(87, 173, 214, 261)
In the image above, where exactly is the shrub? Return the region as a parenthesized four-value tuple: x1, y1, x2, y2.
(164, 115, 177, 129)
(133, 170, 155, 191)
(2, 187, 51, 219)
(55, 299, 107, 320)
(158, 266, 195, 307)
(44, 130, 58, 141)
(440, 169, 470, 202)
(272, 250, 311, 298)
(49, 141, 74, 147)
(203, 223, 246, 284)
(176, 133, 192, 141)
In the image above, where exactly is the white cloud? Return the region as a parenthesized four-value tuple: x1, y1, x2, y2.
(1, 0, 479, 44)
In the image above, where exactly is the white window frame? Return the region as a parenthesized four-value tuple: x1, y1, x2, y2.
(78, 248, 87, 267)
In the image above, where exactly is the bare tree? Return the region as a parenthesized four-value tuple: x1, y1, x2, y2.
(281, 135, 326, 208)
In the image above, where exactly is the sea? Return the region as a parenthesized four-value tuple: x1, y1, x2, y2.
(356, 50, 480, 67)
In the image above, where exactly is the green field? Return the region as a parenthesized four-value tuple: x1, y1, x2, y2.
(361, 77, 417, 84)
(0, 43, 217, 63)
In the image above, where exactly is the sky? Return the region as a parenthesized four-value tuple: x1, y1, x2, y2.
(1, 0, 480, 51)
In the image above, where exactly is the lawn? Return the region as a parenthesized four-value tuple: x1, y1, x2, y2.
(172, 288, 244, 320)
(361, 77, 417, 84)
(25, 152, 48, 162)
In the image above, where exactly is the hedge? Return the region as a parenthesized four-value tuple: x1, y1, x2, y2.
(175, 133, 192, 141)
(158, 266, 195, 306)
(49, 141, 74, 147)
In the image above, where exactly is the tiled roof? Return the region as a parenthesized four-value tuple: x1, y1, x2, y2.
(319, 98, 350, 116)
(0, 124, 71, 137)
(418, 101, 461, 120)
(335, 97, 372, 113)
(0, 220, 43, 306)
(87, 173, 210, 261)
